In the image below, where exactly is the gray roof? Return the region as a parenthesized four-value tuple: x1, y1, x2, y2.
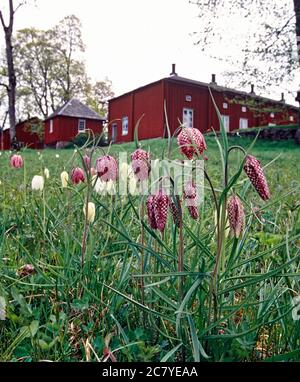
(46, 98, 105, 121)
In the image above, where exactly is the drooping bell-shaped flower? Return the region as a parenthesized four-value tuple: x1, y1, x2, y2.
(169, 200, 181, 228)
(83, 154, 91, 170)
(153, 190, 170, 232)
(71, 167, 85, 184)
(96, 155, 118, 182)
(183, 180, 199, 220)
(31, 175, 44, 191)
(243, 155, 270, 201)
(177, 127, 207, 160)
(10, 154, 23, 168)
(61, 171, 69, 188)
(146, 190, 169, 232)
(146, 195, 158, 230)
(227, 195, 245, 238)
(131, 149, 150, 181)
(83, 202, 96, 223)
(44, 168, 50, 179)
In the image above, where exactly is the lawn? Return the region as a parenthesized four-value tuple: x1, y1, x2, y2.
(0, 135, 300, 362)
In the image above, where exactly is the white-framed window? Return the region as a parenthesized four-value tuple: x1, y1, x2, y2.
(289, 116, 294, 122)
(223, 102, 228, 109)
(112, 122, 117, 142)
(78, 119, 86, 133)
(185, 95, 192, 102)
(242, 106, 247, 113)
(49, 119, 53, 134)
(239, 118, 248, 130)
(183, 108, 193, 128)
(221, 115, 230, 132)
(270, 112, 275, 118)
(122, 116, 128, 136)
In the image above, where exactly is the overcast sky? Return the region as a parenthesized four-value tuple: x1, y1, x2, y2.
(0, 0, 297, 105)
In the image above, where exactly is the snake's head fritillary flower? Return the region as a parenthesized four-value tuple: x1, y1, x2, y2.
(83, 154, 91, 170)
(146, 195, 158, 230)
(153, 190, 170, 232)
(60, 171, 69, 188)
(169, 200, 181, 228)
(44, 168, 50, 179)
(177, 127, 207, 160)
(96, 155, 118, 182)
(243, 155, 270, 201)
(83, 202, 96, 224)
(71, 167, 85, 184)
(31, 175, 44, 191)
(10, 154, 23, 168)
(147, 191, 169, 232)
(227, 195, 245, 238)
(131, 149, 150, 181)
(17, 264, 36, 277)
(183, 181, 199, 220)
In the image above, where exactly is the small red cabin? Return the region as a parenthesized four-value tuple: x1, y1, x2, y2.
(108, 66, 299, 143)
(44, 98, 105, 147)
(1, 117, 44, 150)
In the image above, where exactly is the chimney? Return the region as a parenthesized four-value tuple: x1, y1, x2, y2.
(210, 74, 217, 85)
(250, 84, 255, 95)
(170, 64, 177, 76)
(281, 92, 285, 103)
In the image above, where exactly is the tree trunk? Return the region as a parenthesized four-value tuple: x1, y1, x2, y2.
(294, 0, 300, 144)
(0, 0, 17, 145)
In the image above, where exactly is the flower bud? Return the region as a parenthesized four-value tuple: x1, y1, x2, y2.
(83, 202, 96, 223)
(60, 171, 69, 188)
(243, 155, 270, 201)
(227, 195, 245, 238)
(44, 168, 50, 179)
(10, 154, 23, 168)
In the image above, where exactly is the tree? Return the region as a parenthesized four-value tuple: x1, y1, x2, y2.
(14, 15, 114, 119)
(0, 0, 25, 143)
(191, 0, 300, 140)
(83, 78, 114, 118)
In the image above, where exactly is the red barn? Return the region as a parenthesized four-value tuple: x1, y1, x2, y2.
(108, 66, 298, 143)
(44, 98, 105, 147)
(1, 117, 44, 150)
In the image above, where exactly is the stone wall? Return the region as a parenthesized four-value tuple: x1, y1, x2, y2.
(227, 125, 298, 142)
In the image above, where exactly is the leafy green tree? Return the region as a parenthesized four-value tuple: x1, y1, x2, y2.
(83, 78, 114, 118)
(14, 15, 113, 119)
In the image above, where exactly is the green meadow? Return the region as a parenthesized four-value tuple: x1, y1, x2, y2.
(0, 136, 300, 362)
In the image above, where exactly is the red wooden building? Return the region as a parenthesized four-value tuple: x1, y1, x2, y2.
(44, 98, 105, 147)
(1, 117, 44, 150)
(108, 65, 299, 143)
